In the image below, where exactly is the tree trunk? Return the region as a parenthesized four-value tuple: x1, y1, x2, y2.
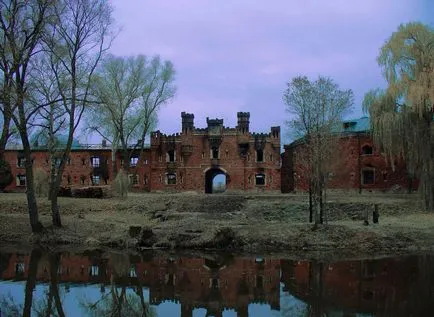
(51, 194, 62, 227)
(407, 175, 413, 194)
(0, 114, 11, 160)
(309, 183, 313, 223)
(319, 187, 324, 224)
(23, 249, 42, 317)
(111, 146, 117, 178)
(24, 148, 43, 232)
(50, 253, 66, 317)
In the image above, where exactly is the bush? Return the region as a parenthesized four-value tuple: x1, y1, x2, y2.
(0, 158, 13, 191)
(34, 168, 49, 197)
(113, 169, 129, 197)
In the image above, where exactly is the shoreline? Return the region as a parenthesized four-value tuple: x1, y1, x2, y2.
(1, 192, 434, 260)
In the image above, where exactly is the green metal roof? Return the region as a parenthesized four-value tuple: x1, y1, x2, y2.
(30, 134, 82, 150)
(340, 116, 370, 133)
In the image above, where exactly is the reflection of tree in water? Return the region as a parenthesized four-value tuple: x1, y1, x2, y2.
(0, 249, 45, 317)
(80, 252, 156, 317)
(280, 256, 434, 317)
(31, 253, 66, 317)
(406, 255, 434, 317)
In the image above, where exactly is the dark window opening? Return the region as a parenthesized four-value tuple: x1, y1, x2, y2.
(129, 265, 137, 278)
(256, 275, 264, 289)
(54, 157, 62, 168)
(91, 157, 100, 168)
(90, 265, 99, 277)
(80, 175, 86, 185)
(17, 157, 25, 168)
(362, 145, 373, 155)
(129, 174, 139, 185)
(17, 175, 26, 187)
(15, 263, 25, 276)
(212, 147, 219, 159)
(256, 150, 264, 162)
(166, 273, 175, 285)
(67, 157, 71, 165)
(167, 173, 176, 185)
(130, 156, 139, 167)
(382, 171, 388, 181)
(211, 278, 219, 289)
(67, 174, 72, 185)
(91, 175, 100, 185)
(167, 150, 175, 162)
(81, 158, 86, 166)
(255, 173, 265, 186)
(362, 169, 375, 185)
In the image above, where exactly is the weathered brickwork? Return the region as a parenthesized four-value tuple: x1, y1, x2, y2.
(281, 130, 418, 193)
(3, 112, 281, 193)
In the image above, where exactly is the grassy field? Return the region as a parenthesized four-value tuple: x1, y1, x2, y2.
(0, 192, 433, 260)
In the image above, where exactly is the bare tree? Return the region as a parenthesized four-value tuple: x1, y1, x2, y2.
(39, 0, 113, 226)
(363, 22, 434, 211)
(0, 0, 55, 232)
(284, 76, 353, 227)
(88, 54, 176, 183)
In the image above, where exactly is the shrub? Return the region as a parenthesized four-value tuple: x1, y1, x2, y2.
(34, 168, 49, 197)
(113, 169, 129, 197)
(0, 159, 13, 191)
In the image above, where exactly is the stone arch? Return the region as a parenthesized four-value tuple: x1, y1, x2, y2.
(204, 167, 228, 194)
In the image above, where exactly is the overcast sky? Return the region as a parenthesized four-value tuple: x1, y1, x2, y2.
(109, 0, 432, 143)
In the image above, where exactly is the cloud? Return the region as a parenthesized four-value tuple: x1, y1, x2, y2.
(109, 0, 428, 139)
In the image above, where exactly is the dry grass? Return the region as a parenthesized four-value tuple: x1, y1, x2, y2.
(0, 192, 432, 259)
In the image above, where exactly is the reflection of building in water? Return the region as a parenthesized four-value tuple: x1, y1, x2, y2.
(280, 256, 434, 316)
(0, 252, 280, 317)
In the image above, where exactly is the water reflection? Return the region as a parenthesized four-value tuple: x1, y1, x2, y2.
(0, 251, 434, 316)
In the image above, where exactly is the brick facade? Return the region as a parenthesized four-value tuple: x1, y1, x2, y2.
(3, 112, 281, 193)
(281, 118, 418, 193)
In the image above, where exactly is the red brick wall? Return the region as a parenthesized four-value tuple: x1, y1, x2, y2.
(3, 113, 281, 193)
(149, 127, 281, 193)
(281, 133, 417, 192)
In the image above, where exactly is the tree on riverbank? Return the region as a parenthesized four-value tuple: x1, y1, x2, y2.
(87, 54, 176, 178)
(0, 0, 56, 232)
(40, 0, 113, 227)
(363, 22, 434, 211)
(283, 76, 353, 226)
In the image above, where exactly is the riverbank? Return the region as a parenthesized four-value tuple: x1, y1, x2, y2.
(1, 192, 433, 260)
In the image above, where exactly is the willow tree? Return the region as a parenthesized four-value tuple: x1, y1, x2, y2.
(363, 22, 434, 211)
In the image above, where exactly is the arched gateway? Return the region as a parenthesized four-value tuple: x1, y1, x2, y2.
(204, 168, 228, 194)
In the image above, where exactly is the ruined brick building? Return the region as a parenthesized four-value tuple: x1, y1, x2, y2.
(3, 112, 281, 193)
(281, 117, 417, 193)
(3, 113, 416, 194)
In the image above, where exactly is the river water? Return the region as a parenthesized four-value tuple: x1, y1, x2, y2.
(0, 250, 433, 316)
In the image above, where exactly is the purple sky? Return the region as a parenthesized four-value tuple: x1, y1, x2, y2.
(109, 0, 432, 143)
